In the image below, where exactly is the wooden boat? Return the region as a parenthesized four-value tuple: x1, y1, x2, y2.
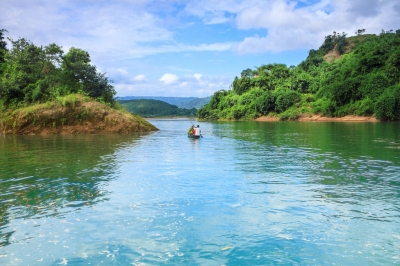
(188, 133, 201, 138)
(188, 125, 202, 138)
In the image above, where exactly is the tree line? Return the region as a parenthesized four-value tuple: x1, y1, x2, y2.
(0, 29, 116, 110)
(198, 29, 400, 121)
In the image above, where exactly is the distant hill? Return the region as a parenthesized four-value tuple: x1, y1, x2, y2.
(117, 96, 211, 109)
(180, 96, 212, 109)
(118, 99, 197, 117)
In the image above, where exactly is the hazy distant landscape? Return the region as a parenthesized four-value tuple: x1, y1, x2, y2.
(117, 96, 211, 109)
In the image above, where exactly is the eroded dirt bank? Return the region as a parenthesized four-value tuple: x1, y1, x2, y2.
(0, 96, 158, 135)
(255, 114, 379, 122)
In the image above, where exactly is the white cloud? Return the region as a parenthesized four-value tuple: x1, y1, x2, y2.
(1, 0, 399, 97)
(182, 0, 400, 54)
(160, 73, 179, 84)
(105, 67, 131, 83)
(114, 74, 232, 97)
(134, 74, 146, 81)
(194, 74, 202, 81)
(231, 0, 400, 53)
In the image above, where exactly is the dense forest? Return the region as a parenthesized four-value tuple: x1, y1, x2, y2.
(198, 29, 400, 121)
(0, 29, 116, 110)
(119, 99, 197, 117)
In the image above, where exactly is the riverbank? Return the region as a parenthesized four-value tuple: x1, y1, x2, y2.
(255, 114, 379, 122)
(0, 94, 158, 135)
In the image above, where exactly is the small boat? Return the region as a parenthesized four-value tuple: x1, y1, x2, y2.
(188, 125, 202, 138)
(188, 133, 201, 139)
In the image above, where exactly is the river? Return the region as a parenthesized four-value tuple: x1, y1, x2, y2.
(0, 119, 399, 265)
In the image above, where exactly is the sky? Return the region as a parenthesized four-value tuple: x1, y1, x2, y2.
(1, 0, 399, 97)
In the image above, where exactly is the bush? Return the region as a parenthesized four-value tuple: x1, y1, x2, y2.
(310, 98, 336, 116)
(230, 105, 246, 120)
(279, 107, 300, 120)
(359, 72, 390, 100)
(255, 90, 275, 115)
(354, 98, 375, 116)
(375, 85, 400, 120)
(274, 89, 301, 113)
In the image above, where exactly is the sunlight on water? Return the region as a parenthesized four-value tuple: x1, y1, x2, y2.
(0, 120, 399, 265)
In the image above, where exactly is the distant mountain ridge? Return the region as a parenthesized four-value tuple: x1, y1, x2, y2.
(117, 96, 211, 109)
(118, 99, 197, 117)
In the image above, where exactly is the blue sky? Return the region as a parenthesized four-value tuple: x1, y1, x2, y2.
(1, 0, 399, 97)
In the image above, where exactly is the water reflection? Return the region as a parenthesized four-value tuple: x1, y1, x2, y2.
(0, 120, 399, 265)
(0, 134, 148, 248)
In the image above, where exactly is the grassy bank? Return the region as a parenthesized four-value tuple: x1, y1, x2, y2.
(0, 94, 158, 134)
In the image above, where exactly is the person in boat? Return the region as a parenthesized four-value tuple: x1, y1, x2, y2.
(196, 125, 201, 135)
(188, 125, 194, 135)
(188, 124, 201, 136)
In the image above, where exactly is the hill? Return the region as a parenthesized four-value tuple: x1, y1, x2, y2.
(0, 94, 158, 134)
(117, 96, 211, 109)
(119, 99, 197, 117)
(198, 29, 400, 121)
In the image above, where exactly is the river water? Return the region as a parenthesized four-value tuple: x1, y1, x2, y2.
(0, 119, 399, 265)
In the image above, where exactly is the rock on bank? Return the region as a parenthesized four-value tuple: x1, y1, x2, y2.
(0, 95, 158, 134)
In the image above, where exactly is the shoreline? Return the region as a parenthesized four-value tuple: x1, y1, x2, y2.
(255, 114, 379, 122)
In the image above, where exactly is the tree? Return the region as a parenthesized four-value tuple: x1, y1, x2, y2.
(0, 29, 7, 68)
(0, 33, 116, 108)
(355, 29, 366, 35)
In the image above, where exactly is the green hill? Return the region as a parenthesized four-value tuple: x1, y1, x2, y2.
(180, 96, 212, 109)
(198, 29, 400, 121)
(119, 99, 197, 117)
(117, 96, 211, 109)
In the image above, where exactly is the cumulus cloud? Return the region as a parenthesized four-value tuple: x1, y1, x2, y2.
(183, 0, 400, 53)
(160, 73, 179, 84)
(2, 0, 399, 97)
(134, 74, 146, 81)
(194, 73, 202, 81)
(231, 0, 400, 53)
(115, 74, 232, 97)
(105, 67, 131, 83)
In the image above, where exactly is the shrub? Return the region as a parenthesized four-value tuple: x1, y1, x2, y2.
(255, 90, 275, 115)
(274, 89, 301, 113)
(279, 107, 300, 120)
(375, 85, 400, 120)
(359, 72, 389, 100)
(354, 98, 375, 116)
(310, 98, 336, 116)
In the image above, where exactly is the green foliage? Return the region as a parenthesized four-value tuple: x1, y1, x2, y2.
(0, 30, 116, 109)
(279, 107, 301, 121)
(0, 29, 7, 73)
(255, 90, 275, 115)
(274, 89, 301, 113)
(375, 85, 400, 120)
(199, 28, 400, 121)
(119, 99, 197, 117)
(310, 98, 336, 117)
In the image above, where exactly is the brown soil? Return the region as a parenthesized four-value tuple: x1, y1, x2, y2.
(323, 34, 374, 63)
(0, 95, 158, 135)
(255, 114, 378, 122)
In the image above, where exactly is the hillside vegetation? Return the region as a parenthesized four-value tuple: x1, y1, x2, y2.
(119, 99, 197, 117)
(198, 29, 400, 121)
(118, 96, 211, 109)
(0, 29, 157, 134)
(0, 94, 157, 134)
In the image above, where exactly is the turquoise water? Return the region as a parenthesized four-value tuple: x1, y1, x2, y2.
(0, 119, 399, 265)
